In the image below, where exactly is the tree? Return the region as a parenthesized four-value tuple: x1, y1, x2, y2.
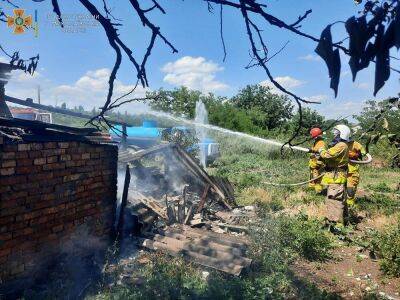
(355, 97, 400, 167)
(232, 85, 293, 130)
(287, 107, 325, 137)
(147, 87, 202, 118)
(356, 99, 400, 136)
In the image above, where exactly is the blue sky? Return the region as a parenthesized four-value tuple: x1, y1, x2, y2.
(1, 0, 399, 119)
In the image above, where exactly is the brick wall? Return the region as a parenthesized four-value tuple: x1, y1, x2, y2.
(0, 137, 118, 286)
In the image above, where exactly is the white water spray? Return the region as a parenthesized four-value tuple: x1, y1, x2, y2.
(195, 100, 208, 167)
(138, 110, 309, 152)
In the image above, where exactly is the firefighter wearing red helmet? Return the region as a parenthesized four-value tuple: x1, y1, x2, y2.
(308, 127, 325, 194)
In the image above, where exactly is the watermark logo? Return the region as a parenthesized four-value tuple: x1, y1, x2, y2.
(7, 9, 32, 34)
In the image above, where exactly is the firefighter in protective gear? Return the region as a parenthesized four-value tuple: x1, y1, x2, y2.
(347, 139, 367, 207)
(318, 124, 350, 225)
(308, 128, 326, 194)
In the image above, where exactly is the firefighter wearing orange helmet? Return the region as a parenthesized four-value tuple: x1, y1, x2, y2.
(308, 127, 326, 194)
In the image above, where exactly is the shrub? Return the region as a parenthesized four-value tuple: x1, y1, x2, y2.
(277, 214, 334, 261)
(371, 221, 400, 277)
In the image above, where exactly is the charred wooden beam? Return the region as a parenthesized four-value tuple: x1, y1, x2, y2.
(196, 184, 210, 213)
(115, 165, 131, 241)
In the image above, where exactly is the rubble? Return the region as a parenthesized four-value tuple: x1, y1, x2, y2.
(116, 143, 254, 275)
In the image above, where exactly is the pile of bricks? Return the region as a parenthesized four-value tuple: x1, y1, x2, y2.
(0, 137, 118, 285)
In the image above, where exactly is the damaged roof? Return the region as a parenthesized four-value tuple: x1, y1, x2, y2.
(0, 117, 115, 145)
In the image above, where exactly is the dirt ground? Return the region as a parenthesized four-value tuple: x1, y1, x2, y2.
(292, 224, 400, 300)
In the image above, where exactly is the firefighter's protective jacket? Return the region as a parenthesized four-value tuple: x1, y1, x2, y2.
(348, 141, 366, 174)
(319, 141, 349, 185)
(309, 138, 326, 169)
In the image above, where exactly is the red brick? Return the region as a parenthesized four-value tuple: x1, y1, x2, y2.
(17, 210, 42, 221)
(28, 172, 53, 182)
(16, 166, 41, 175)
(28, 151, 43, 159)
(33, 158, 46, 165)
(30, 215, 53, 225)
(1, 175, 26, 185)
(58, 142, 69, 149)
(63, 174, 82, 182)
(12, 182, 39, 192)
(44, 142, 57, 149)
(0, 168, 15, 176)
(46, 156, 58, 164)
(1, 160, 16, 168)
(30, 143, 43, 151)
(17, 144, 30, 151)
(17, 158, 33, 167)
(1, 152, 15, 160)
(60, 154, 71, 162)
(42, 149, 63, 157)
(15, 152, 28, 159)
(3, 145, 17, 152)
(43, 163, 65, 171)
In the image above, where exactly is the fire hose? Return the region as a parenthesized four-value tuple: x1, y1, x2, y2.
(263, 154, 373, 187)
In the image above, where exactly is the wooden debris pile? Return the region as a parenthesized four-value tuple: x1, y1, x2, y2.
(116, 143, 254, 275)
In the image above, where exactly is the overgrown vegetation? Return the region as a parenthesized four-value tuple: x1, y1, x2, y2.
(370, 220, 400, 277)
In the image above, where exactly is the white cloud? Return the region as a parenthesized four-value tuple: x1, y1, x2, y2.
(5, 67, 149, 112)
(51, 68, 149, 110)
(161, 56, 229, 92)
(318, 100, 362, 119)
(341, 70, 351, 77)
(14, 70, 42, 82)
(298, 54, 321, 62)
(260, 76, 305, 94)
(356, 82, 370, 90)
(304, 94, 329, 103)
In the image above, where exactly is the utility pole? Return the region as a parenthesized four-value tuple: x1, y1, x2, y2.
(37, 85, 41, 104)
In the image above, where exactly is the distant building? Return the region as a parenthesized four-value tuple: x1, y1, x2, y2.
(10, 107, 52, 123)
